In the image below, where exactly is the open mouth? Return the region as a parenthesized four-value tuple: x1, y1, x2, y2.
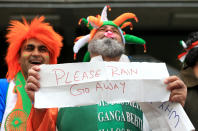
(29, 60, 42, 65)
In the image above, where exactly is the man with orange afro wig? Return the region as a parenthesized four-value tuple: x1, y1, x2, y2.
(0, 16, 63, 130)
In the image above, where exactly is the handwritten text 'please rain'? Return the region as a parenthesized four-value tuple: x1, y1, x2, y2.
(51, 66, 138, 96)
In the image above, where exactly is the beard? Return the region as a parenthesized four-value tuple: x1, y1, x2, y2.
(88, 38, 125, 58)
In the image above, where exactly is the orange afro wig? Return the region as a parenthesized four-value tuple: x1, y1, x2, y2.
(5, 16, 63, 80)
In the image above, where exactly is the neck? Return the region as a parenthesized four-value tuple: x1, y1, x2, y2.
(102, 56, 120, 61)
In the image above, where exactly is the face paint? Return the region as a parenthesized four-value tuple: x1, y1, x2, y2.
(23, 53, 29, 57)
(45, 55, 49, 59)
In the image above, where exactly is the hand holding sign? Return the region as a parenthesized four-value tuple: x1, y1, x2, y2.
(25, 65, 41, 102)
(165, 76, 187, 107)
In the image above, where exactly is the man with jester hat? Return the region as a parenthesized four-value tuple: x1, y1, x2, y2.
(0, 16, 63, 130)
(26, 6, 187, 131)
(177, 32, 198, 129)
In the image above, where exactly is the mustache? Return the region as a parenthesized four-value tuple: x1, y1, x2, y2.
(88, 38, 125, 58)
(29, 56, 44, 63)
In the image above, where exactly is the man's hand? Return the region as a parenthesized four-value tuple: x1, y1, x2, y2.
(25, 65, 40, 102)
(164, 76, 187, 107)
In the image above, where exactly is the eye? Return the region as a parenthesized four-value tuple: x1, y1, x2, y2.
(98, 27, 105, 31)
(113, 29, 119, 34)
(24, 45, 34, 51)
(39, 46, 49, 53)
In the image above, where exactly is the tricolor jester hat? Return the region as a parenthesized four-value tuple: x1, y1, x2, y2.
(73, 5, 146, 61)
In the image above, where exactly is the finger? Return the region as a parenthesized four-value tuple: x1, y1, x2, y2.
(27, 91, 35, 102)
(28, 93, 35, 102)
(32, 65, 40, 71)
(28, 67, 40, 80)
(166, 80, 185, 90)
(25, 83, 37, 102)
(26, 82, 39, 92)
(164, 76, 179, 84)
(170, 94, 185, 107)
(171, 87, 186, 94)
(27, 76, 40, 89)
(169, 88, 186, 106)
(169, 88, 182, 100)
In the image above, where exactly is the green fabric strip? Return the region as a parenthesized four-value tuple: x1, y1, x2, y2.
(14, 72, 32, 114)
(102, 21, 118, 28)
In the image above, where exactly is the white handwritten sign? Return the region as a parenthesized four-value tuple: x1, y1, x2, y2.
(35, 62, 169, 108)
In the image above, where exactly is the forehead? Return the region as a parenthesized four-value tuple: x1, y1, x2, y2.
(96, 25, 122, 37)
(22, 38, 45, 47)
(99, 25, 119, 30)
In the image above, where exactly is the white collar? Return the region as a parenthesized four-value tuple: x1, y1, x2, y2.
(90, 54, 130, 62)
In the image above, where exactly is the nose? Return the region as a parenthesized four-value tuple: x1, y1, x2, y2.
(105, 27, 113, 32)
(104, 31, 115, 38)
(31, 48, 40, 56)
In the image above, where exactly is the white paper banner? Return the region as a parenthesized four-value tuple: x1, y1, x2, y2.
(35, 62, 169, 108)
(34, 62, 195, 131)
